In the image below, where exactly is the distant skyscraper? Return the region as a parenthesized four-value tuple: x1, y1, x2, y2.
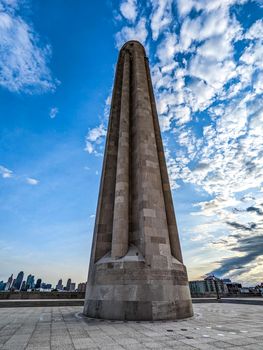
(77, 282, 87, 293)
(13, 271, 24, 290)
(12, 279, 16, 290)
(0, 281, 6, 291)
(56, 279, 63, 290)
(25, 275, 35, 290)
(20, 281, 27, 291)
(7, 274, 13, 285)
(5, 274, 13, 291)
(41, 283, 52, 290)
(69, 283, 76, 292)
(66, 278, 71, 291)
(35, 278, 42, 289)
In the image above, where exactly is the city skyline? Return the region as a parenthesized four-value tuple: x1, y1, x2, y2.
(1, 269, 262, 293)
(0, 0, 262, 286)
(0, 269, 85, 291)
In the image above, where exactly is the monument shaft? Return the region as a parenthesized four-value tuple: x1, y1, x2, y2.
(84, 41, 193, 320)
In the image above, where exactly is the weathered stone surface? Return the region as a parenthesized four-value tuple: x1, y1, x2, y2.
(84, 40, 193, 320)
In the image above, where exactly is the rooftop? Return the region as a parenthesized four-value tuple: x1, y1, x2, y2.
(0, 303, 263, 349)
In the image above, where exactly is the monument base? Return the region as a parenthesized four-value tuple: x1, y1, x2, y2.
(83, 249, 193, 321)
(84, 299, 193, 321)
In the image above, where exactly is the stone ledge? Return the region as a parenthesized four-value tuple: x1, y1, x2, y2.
(0, 299, 85, 308)
(1, 297, 262, 308)
(192, 297, 263, 305)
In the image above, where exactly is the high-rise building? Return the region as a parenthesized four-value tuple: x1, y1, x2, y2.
(56, 279, 63, 291)
(5, 274, 13, 291)
(205, 276, 228, 294)
(11, 279, 16, 290)
(35, 278, 42, 289)
(83, 41, 193, 320)
(189, 276, 232, 296)
(25, 275, 35, 290)
(41, 283, 52, 290)
(13, 271, 24, 290)
(20, 281, 27, 291)
(66, 278, 71, 291)
(69, 283, 76, 292)
(77, 282, 87, 293)
(224, 281, 242, 294)
(0, 281, 6, 291)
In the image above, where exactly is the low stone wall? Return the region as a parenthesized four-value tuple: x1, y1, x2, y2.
(0, 299, 85, 308)
(0, 292, 85, 300)
(191, 293, 261, 298)
(191, 293, 218, 298)
(192, 298, 263, 305)
(1, 297, 263, 308)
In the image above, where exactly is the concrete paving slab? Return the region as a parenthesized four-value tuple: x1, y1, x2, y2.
(0, 303, 262, 349)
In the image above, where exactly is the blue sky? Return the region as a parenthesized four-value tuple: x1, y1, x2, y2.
(0, 0, 262, 286)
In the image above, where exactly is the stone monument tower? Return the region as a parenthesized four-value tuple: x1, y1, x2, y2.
(84, 40, 193, 320)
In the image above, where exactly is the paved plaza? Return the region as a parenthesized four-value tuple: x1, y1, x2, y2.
(0, 303, 263, 350)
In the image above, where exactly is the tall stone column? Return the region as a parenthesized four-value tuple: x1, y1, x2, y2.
(111, 52, 130, 259)
(84, 41, 193, 321)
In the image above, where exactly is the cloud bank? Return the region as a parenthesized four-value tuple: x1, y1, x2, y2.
(0, 0, 58, 93)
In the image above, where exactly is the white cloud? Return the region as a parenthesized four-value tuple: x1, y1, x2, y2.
(197, 36, 233, 61)
(0, 164, 41, 186)
(150, 0, 173, 40)
(178, 5, 243, 53)
(49, 107, 59, 119)
(187, 79, 216, 112)
(85, 124, 107, 154)
(120, 0, 137, 22)
(87, 124, 106, 142)
(240, 40, 263, 67)
(156, 33, 177, 63)
(151, 1, 245, 127)
(115, 17, 148, 48)
(169, 93, 263, 209)
(0, 165, 13, 178)
(85, 141, 94, 154)
(174, 105, 191, 125)
(245, 19, 263, 40)
(253, 71, 263, 94)
(26, 177, 39, 185)
(0, 0, 58, 93)
(176, 0, 196, 18)
(178, 15, 202, 51)
(177, 0, 247, 18)
(189, 56, 237, 90)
